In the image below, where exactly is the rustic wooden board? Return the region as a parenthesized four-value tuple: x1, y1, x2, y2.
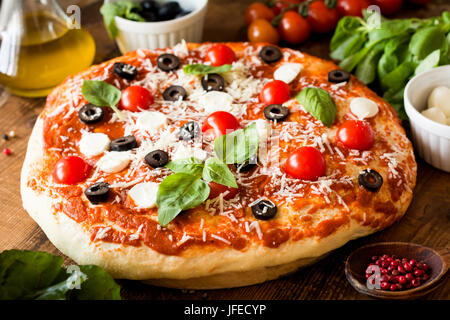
(0, 0, 448, 300)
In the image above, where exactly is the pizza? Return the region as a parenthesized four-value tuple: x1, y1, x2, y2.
(21, 42, 417, 289)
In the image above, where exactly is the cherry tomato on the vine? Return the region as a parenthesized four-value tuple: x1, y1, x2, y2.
(204, 44, 237, 67)
(337, 0, 371, 17)
(271, 0, 303, 16)
(336, 120, 375, 151)
(52, 156, 91, 185)
(285, 146, 326, 181)
(245, 2, 275, 26)
(306, 0, 340, 34)
(278, 10, 311, 44)
(208, 181, 239, 200)
(248, 19, 280, 44)
(371, 0, 403, 15)
(259, 80, 290, 105)
(202, 111, 240, 139)
(119, 85, 153, 112)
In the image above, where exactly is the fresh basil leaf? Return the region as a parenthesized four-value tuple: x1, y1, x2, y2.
(214, 123, 259, 164)
(295, 87, 337, 127)
(415, 49, 441, 75)
(183, 64, 232, 75)
(0, 250, 65, 300)
(330, 16, 365, 54)
(409, 26, 446, 60)
(368, 19, 411, 44)
(70, 265, 121, 300)
(166, 157, 204, 176)
(157, 173, 210, 226)
(0, 250, 121, 300)
(202, 157, 237, 188)
(339, 45, 373, 72)
(100, 1, 144, 38)
(380, 61, 415, 92)
(378, 53, 398, 80)
(355, 45, 383, 84)
(81, 80, 123, 118)
(330, 33, 366, 61)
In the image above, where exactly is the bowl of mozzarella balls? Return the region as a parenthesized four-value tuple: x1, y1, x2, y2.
(405, 65, 450, 172)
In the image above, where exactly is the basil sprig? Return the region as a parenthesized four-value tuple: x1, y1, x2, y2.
(183, 64, 232, 75)
(81, 80, 123, 119)
(214, 123, 259, 164)
(202, 157, 238, 188)
(295, 87, 337, 127)
(100, 1, 145, 38)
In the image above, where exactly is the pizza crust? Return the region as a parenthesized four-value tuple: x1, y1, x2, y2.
(21, 43, 416, 289)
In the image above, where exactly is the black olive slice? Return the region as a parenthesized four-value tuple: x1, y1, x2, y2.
(113, 62, 138, 80)
(358, 169, 383, 192)
(145, 150, 169, 168)
(85, 182, 110, 204)
(234, 155, 258, 173)
(251, 199, 277, 220)
(163, 85, 187, 101)
(157, 53, 180, 71)
(259, 46, 282, 63)
(328, 70, 351, 83)
(110, 135, 138, 151)
(78, 104, 104, 124)
(201, 73, 225, 92)
(178, 121, 200, 141)
(264, 104, 290, 122)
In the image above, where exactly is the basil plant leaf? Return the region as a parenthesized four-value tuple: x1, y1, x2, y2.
(183, 64, 232, 75)
(157, 173, 210, 227)
(202, 157, 238, 189)
(70, 265, 121, 300)
(295, 87, 337, 127)
(100, 1, 144, 38)
(165, 157, 204, 177)
(409, 26, 446, 60)
(415, 49, 440, 75)
(214, 123, 259, 164)
(34, 267, 88, 300)
(81, 80, 123, 118)
(355, 45, 384, 84)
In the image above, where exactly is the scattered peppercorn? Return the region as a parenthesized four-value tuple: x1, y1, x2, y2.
(365, 254, 431, 291)
(2, 134, 8, 141)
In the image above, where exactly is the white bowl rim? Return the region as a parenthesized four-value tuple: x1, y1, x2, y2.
(112, 0, 208, 30)
(404, 65, 450, 139)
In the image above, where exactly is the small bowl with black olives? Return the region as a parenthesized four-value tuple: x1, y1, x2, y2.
(103, 0, 208, 53)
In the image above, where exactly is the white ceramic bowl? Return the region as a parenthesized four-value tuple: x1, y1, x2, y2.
(404, 65, 450, 172)
(106, 0, 208, 53)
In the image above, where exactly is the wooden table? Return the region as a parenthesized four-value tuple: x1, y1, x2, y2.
(0, 0, 448, 300)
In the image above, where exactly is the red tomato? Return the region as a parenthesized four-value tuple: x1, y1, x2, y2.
(306, 0, 340, 33)
(52, 156, 91, 185)
(337, 0, 370, 17)
(336, 120, 375, 151)
(248, 19, 280, 44)
(202, 111, 240, 139)
(285, 146, 326, 181)
(208, 181, 239, 200)
(204, 44, 237, 67)
(259, 80, 290, 105)
(245, 2, 275, 25)
(371, 0, 403, 15)
(271, 0, 302, 15)
(278, 11, 311, 44)
(119, 86, 153, 112)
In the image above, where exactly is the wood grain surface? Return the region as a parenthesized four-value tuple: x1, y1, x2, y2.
(0, 0, 448, 300)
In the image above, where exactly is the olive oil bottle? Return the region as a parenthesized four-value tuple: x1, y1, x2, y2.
(0, 0, 95, 97)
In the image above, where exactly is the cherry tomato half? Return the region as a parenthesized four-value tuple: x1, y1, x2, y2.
(336, 120, 375, 151)
(202, 111, 240, 139)
(371, 0, 403, 15)
(208, 181, 240, 200)
(285, 146, 326, 181)
(52, 156, 91, 185)
(248, 19, 280, 44)
(306, 0, 340, 34)
(278, 11, 311, 44)
(119, 85, 153, 112)
(245, 2, 275, 25)
(337, 0, 370, 17)
(260, 80, 290, 105)
(204, 44, 237, 67)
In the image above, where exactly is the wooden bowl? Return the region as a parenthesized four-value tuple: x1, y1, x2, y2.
(345, 242, 449, 300)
